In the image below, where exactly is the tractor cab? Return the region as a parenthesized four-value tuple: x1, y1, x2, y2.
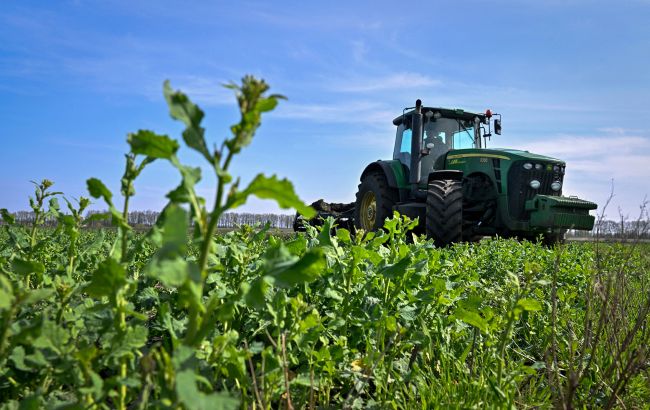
(392, 106, 498, 184)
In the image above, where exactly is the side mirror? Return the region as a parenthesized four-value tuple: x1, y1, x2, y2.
(494, 119, 502, 135)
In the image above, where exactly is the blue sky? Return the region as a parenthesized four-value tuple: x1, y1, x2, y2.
(1, 0, 649, 218)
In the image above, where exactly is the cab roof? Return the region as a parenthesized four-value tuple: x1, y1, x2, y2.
(392, 107, 487, 126)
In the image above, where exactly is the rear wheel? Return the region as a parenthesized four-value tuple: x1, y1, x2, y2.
(426, 179, 463, 246)
(354, 172, 398, 231)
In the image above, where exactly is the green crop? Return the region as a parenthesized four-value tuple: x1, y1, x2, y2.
(1, 77, 649, 409)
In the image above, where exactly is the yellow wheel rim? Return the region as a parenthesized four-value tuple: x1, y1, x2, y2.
(360, 191, 377, 231)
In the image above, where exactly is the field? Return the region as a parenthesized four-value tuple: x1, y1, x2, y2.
(1, 77, 649, 409)
(0, 221, 649, 409)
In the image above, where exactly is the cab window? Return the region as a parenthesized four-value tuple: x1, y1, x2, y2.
(400, 129, 412, 153)
(393, 125, 412, 169)
(452, 127, 475, 149)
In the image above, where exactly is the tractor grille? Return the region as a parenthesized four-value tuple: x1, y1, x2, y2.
(508, 161, 563, 220)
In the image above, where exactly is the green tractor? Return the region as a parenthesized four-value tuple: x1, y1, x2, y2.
(297, 99, 597, 245)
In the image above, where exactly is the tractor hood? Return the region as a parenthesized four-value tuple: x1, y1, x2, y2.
(446, 148, 565, 165)
(488, 148, 564, 164)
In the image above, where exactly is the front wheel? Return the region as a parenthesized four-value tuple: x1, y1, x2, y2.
(426, 179, 463, 246)
(354, 172, 398, 232)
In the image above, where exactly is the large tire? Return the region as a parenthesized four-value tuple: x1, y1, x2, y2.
(426, 179, 463, 246)
(354, 172, 399, 232)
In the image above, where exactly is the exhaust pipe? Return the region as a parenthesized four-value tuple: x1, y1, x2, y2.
(410, 99, 423, 195)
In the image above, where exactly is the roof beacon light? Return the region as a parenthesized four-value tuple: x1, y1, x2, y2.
(485, 109, 492, 118)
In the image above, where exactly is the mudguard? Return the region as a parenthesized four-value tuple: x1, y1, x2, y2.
(360, 160, 408, 189)
(360, 160, 410, 201)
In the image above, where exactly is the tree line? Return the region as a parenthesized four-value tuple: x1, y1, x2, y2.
(2, 210, 295, 230)
(3, 210, 648, 238)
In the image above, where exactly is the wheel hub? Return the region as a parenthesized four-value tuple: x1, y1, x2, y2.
(360, 191, 376, 230)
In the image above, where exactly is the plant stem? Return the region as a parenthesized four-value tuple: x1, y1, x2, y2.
(497, 292, 519, 385)
(121, 194, 131, 263)
(119, 360, 127, 410)
(186, 151, 234, 346)
(198, 151, 234, 275)
(281, 333, 293, 410)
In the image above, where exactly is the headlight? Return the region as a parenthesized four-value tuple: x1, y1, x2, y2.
(530, 180, 541, 189)
(551, 181, 562, 191)
(535, 163, 543, 170)
(523, 163, 533, 170)
(553, 164, 560, 173)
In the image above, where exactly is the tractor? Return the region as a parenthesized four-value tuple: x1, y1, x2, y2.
(296, 99, 597, 246)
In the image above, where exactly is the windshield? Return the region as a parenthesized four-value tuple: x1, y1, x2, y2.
(424, 118, 475, 151)
(420, 118, 476, 179)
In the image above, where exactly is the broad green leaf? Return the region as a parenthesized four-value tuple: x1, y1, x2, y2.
(33, 320, 70, 354)
(454, 308, 489, 333)
(244, 277, 272, 310)
(163, 80, 204, 127)
(256, 97, 278, 113)
(148, 259, 190, 288)
(86, 258, 127, 299)
(272, 248, 326, 288)
(22, 288, 55, 306)
(517, 298, 542, 312)
(371, 233, 390, 247)
(163, 81, 212, 162)
(379, 255, 412, 279)
(385, 316, 397, 332)
(159, 204, 188, 258)
(459, 294, 484, 311)
(0, 208, 15, 225)
(284, 235, 307, 255)
(109, 325, 148, 360)
(352, 245, 382, 265)
(12, 259, 45, 276)
(10, 346, 29, 371)
(299, 312, 320, 332)
(323, 287, 343, 301)
(317, 218, 334, 247)
(176, 370, 239, 410)
(86, 178, 113, 205)
(336, 228, 351, 243)
(228, 174, 315, 218)
(128, 129, 179, 159)
(17, 393, 42, 410)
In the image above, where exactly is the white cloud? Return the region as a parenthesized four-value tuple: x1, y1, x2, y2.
(517, 134, 650, 178)
(273, 100, 395, 126)
(330, 72, 441, 93)
(512, 131, 650, 214)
